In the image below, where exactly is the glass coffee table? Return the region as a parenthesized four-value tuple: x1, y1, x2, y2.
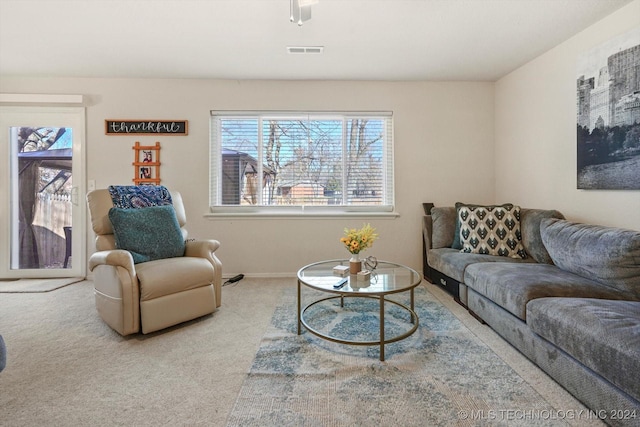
(297, 259, 421, 361)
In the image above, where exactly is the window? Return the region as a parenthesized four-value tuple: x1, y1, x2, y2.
(209, 111, 394, 215)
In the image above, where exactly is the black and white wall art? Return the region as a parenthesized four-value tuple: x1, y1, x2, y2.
(576, 27, 640, 190)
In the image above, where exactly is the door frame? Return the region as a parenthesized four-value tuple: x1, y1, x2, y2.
(0, 105, 87, 278)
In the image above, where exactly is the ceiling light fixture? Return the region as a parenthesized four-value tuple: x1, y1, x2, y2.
(290, 0, 318, 26)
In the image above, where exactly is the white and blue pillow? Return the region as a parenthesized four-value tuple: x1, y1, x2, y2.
(458, 204, 527, 259)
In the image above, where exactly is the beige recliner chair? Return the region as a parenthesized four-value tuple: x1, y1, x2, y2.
(87, 189, 222, 336)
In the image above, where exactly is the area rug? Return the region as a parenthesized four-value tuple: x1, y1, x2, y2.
(226, 285, 566, 427)
(0, 277, 84, 293)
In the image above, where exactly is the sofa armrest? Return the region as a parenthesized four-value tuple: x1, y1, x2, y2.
(0, 334, 6, 372)
(423, 215, 434, 252)
(185, 239, 223, 307)
(423, 215, 433, 281)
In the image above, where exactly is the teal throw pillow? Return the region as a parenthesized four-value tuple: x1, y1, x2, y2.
(108, 205, 185, 264)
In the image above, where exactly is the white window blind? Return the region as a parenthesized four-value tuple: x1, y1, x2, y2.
(210, 111, 394, 214)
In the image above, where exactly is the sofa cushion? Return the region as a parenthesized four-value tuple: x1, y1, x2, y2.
(109, 205, 185, 264)
(459, 204, 527, 259)
(519, 209, 564, 264)
(464, 263, 633, 320)
(430, 207, 456, 249)
(428, 248, 534, 283)
(541, 218, 640, 298)
(527, 298, 640, 403)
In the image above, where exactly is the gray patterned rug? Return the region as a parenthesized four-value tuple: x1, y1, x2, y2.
(226, 285, 565, 426)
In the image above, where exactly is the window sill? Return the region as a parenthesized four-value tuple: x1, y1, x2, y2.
(203, 211, 400, 219)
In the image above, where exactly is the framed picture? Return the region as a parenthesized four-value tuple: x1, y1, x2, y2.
(106, 120, 188, 135)
(576, 27, 640, 190)
(140, 149, 154, 164)
(139, 166, 154, 179)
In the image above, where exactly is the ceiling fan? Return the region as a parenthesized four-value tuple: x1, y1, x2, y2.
(290, 0, 319, 26)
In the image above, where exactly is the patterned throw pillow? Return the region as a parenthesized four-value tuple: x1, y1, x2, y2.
(452, 202, 513, 249)
(458, 205, 527, 259)
(108, 185, 172, 209)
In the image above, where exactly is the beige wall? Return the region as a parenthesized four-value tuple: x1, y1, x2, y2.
(495, 0, 640, 231)
(0, 78, 495, 276)
(4, 1, 638, 277)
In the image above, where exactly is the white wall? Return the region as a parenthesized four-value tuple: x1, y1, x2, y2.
(495, 0, 640, 231)
(0, 78, 495, 276)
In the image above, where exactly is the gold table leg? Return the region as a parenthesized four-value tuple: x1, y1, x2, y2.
(297, 279, 301, 335)
(410, 288, 415, 324)
(298, 279, 418, 362)
(380, 295, 385, 361)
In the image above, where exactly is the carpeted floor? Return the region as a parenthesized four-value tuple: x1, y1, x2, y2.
(0, 278, 601, 426)
(0, 277, 84, 293)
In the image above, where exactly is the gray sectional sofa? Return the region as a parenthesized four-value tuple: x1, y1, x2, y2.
(423, 205, 640, 426)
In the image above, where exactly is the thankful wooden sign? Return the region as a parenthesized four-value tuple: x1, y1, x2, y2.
(105, 120, 188, 135)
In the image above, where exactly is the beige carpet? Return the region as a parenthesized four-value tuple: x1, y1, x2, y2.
(0, 278, 600, 426)
(0, 277, 84, 293)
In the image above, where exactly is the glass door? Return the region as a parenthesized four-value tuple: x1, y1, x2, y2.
(0, 106, 86, 279)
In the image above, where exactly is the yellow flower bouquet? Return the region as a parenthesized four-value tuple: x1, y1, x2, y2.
(340, 223, 378, 255)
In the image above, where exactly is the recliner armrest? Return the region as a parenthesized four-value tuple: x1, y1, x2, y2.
(89, 249, 140, 335)
(89, 249, 136, 275)
(184, 239, 221, 257)
(185, 239, 223, 307)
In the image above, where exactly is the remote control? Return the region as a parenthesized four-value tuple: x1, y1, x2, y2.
(333, 278, 348, 289)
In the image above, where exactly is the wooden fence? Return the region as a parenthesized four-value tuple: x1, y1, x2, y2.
(32, 193, 72, 268)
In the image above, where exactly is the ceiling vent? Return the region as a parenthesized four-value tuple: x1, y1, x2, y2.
(287, 46, 324, 54)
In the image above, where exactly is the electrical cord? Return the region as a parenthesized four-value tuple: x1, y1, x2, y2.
(223, 274, 244, 286)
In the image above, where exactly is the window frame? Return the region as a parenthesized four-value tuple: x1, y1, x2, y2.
(208, 110, 396, 218)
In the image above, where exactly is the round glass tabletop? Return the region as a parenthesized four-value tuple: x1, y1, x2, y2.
(297, 259, 421, 296)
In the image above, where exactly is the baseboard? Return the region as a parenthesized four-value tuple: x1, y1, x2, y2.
(467, 308, 486, 324)
(223, 272, 297, 280)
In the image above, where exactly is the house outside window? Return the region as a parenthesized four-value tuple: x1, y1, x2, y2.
(209, 111, 394, 216)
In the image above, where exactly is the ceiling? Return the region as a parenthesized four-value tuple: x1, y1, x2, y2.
(0, 0, 633, 81)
